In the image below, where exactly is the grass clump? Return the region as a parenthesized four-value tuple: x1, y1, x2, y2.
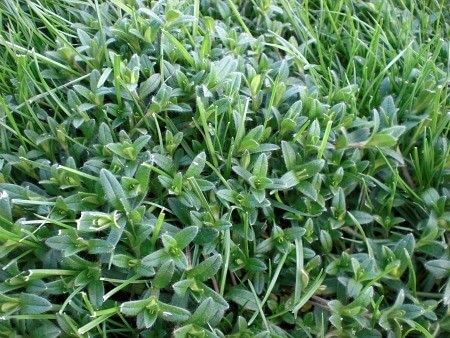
(0, 0, 449, 336)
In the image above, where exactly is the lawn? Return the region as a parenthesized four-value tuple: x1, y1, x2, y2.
(0, 0, 449, 336)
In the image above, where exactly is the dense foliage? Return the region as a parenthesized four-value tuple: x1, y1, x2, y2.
(0, 0, 449, 336)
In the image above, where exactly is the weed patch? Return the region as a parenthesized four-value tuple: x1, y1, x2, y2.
(0, 0, 449, 336)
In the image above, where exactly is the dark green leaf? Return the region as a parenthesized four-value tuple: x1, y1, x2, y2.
(186, 254, 222, 282)
(425, 260, 450, 279)
(281, 141, 296, 170)
(121, 298, 150, 316)
(158, 301, 191, 322)
(142, 249, 169, 267)
(188, 297, 217, 325)
(226, 286, 258, 311)
(100, 169, 130, 212)
(19, 293, 52, 314)
(153, 260, 175, 289)
(186, 152, 206, 178)
(174, 226, 198, 249)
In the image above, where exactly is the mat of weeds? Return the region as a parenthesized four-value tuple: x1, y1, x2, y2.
(0, 0, 449, 337)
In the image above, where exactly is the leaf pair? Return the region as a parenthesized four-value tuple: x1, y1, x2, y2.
(121, 296, 190, 329)
(142, 226, 198, 269)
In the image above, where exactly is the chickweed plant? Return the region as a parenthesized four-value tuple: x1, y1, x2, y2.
(0, 0, 449, 336)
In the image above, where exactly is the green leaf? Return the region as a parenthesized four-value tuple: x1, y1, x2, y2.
(216, 189, 238, 204)
(280, 170, 299, 188)
(173, 279, 193, 298)
(421, 188, 440, 207)
(174, 226, 198, 249)
(172, 248, 189, 269)
(162, 29, 195, 67)
(296, 159, 325, 180)
(283, 227, 306, 241)
(46, 235, 73, 251)
(77, 211, 119, 232)
(152, 154, 175, 174)
(226, 286, 258, 311)
(329, 313, 343, 331)
(107, 216, 127, 246)
(381, 126, 406, 139)
(188, 297, 217, 325)
(142, 249, 169, 267)
(366, 133, 397, 147)
(106, 143, 136, 160)
(121, 298, 150, 316)
(347, 211, 374, 224)
(399, 304, 425, 319)
(237, 139, 259, 153)
(245, 258, 267, 272)
(194, 227, 220, 244)
(332, 187, 346, 216)
(138, 74, 161, 99)
(202, 284, 228, 309)
(88, 280, 104, 308)
(162, 233, 178, 249)
(158, 301, 191, 322)
(251, 187, 266, 203)
(186, 152, 206, 178)
(425, 260, 450, 279)
(252, 153, 268, 177)
(297, 181, 318, 201)
(444, 281, 450, 306)
(168, 198, 192, 224)
(133, 135, 151, 152)
(173, 324, 196, 338)
(186, 254, 222, 282)
(356, 329, 382, 338)
(281, 118, 297, 136)
(135, 162, 152, 193)
(153, 260, 175, 289)
(346, 278, 363, 298)
(281, 141, 296, 170)
(380, 95, 397, 116)
(87, 239, 114, 254)
(137, 310, 158, 329)
(252, 143, 280, 153)
(97, 67, 112, 88)
(232, 165, 253, 181)
(320, 230, 332, 254)
(31, 322, 61, 338)
(73, 85, 90, 99)
(19, 293, 52, 314)
(112, 254, 136, 268)
(100, 169, 130, 212)
(122, 176, 141, 195)
(0, 191, 12, 223)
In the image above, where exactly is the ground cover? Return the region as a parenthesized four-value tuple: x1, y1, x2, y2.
(0, 0, 449, 336)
